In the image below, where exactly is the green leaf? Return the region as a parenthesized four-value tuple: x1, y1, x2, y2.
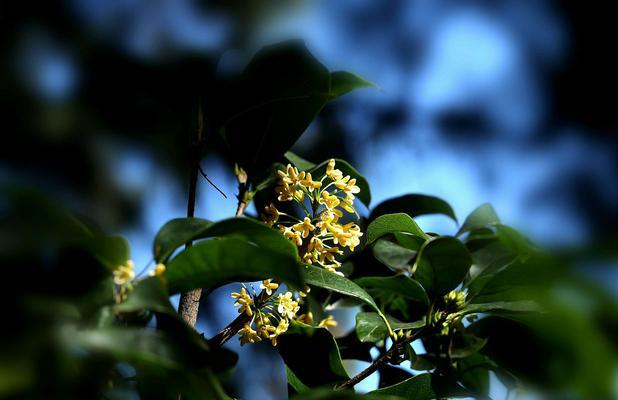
(372, 239, 417, 272)
(414, 237, 472, 297)
(329, 71, 376, 97)
(304, 265, 378, 311)
(153, 218, 212, 263)
(450, 334, 488, 359)
(89, 235, 130, 270)
(457, 353, 490, 396)
(366, 213, 426, 244)
(457, 203, 500, 236)
(278, 326, 348, 388)
(214, 41, 371, 173)
(355, 312, 425, 343)
(166, 237, 303, 294)
(370, 194, 457, 223)
(154, 217, 298, 263)
(309, 158, 371, 207)
(368, 373, 472, 399)
(285, 151, 316, 170)
(462, 301, 541, 315)
(355, 276, 429, 305)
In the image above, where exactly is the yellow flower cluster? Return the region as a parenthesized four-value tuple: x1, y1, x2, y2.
(113, 260, 135, 286)
(233, 281, 302, 346)
(266, 159, 363, 276)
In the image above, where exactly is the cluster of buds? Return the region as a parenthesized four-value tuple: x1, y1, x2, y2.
(263, 159, 363, 276)
(112, 260, 166, 303)
(431, 290, 468, 335)
(231, 281, 336, 346)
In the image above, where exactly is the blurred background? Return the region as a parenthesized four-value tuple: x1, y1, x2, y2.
(2, 0, 617, 398)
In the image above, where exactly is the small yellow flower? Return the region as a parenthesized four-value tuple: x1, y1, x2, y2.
(238, 324, 262, 346)
(277, 291, 300, 319)
(299, 286, 311, 298)
(292, 217, 315, 238)
(326, 159, 343, 181)
(318, 315, 338, 328)
(324, 264, 344, 277)
(276, 165, 305, 202)
(256, 316, 276, 339)
(262, 203, 280, 226)
(260, 279, 279, 296)
(231, 287, 254, 316)
(148, 262, 166, 277)
(319, 191, 340, 210)
(113, 260, 135, 285)
(340, 198, 356, 214)
(280, 226, 303, 247)
(300, 172, 322, 190)
(334, 176, 361, 201)
(269, 318, 290, 346)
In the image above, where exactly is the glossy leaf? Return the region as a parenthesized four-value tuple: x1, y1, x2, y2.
(372, 239, 417, 272)
(309, 158, 371, 207)
(457, 203, 500, 236)
(304, 265, 379, 311)
(355, 275, 429, 305)
(368, 373, 472, 399)
(166, 237, 303, 294)
(366, 213, 426, 244)
(356, 312, 425, 343)
(414, 237, 472, 297)
(462, 301, 541, 315)
(285, 151, 316, 171)
(154, 217, 298, 263)
(278, 326, 348, 388)
(370, 194, 457, 223)
(215, 40, 371, 173)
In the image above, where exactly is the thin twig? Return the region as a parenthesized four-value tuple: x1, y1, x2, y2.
(198, 164, 227, 199)
(336, 329, 425, 390)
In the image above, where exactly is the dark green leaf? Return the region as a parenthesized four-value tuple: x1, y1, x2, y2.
(450, 334, 487, 359)
(89, 235, 130, 270)
(372, 239, 417, 272)
(309, 158, 371, 207)
(329, 71, 376, 97)
(457, 353, 490, 396)
(414, 237, 472, 297)
(153, 218, 212, 263)
(285, 151, 316, 170)
(154, 217, 298, 263)
(355, 276, 429, 305)
(368, 373, 472, 399)
(304, 265, 379, 311)
(167, 237, 303, 294)
(278, 326, 348, 388)
(215, 41, 371, 173)
(457, 203, 500, 236)
(462, 301, 541, 315)
(366, 213, 426, 244)
(355, 312, 425, 343)
(370, 194, 457, 223)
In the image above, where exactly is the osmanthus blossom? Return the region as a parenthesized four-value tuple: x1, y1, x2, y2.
(230, 159, 363, 346)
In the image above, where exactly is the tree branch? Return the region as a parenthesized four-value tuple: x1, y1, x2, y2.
(336, 329, 425, 390)
(178, 99, 204, 327)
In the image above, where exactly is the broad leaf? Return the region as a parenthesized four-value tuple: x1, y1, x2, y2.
(355, 312, 424, 343)
(366, 213, 426, 244)
(285, 151, 316, 170)
(89, 235, 130, 270)
(356, 276, 429, 305)
(414, 237, 472, 297)
(370, 194, 457, 223)
(214, 40, 371, 173)
(309, 158, 371, 207)
(154, 217, 298, 263)
(372, 239, 417, 272)
(167, 237, 303, 294)
(278, 326, 348, 388)
(368, 373, 472, 399)
(462, 301, 541, 315)
(457, 203, 500, 236)
(457, 353, 490, 396)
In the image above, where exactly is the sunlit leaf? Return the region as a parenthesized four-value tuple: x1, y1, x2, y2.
(370, 194, 457, 223)
(355, 275, 429, 305)
(372, 239, 417, 272)
(456, 203, 500, 236)
(166, 237, 303, 294)
(366, 213, 426, 244)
